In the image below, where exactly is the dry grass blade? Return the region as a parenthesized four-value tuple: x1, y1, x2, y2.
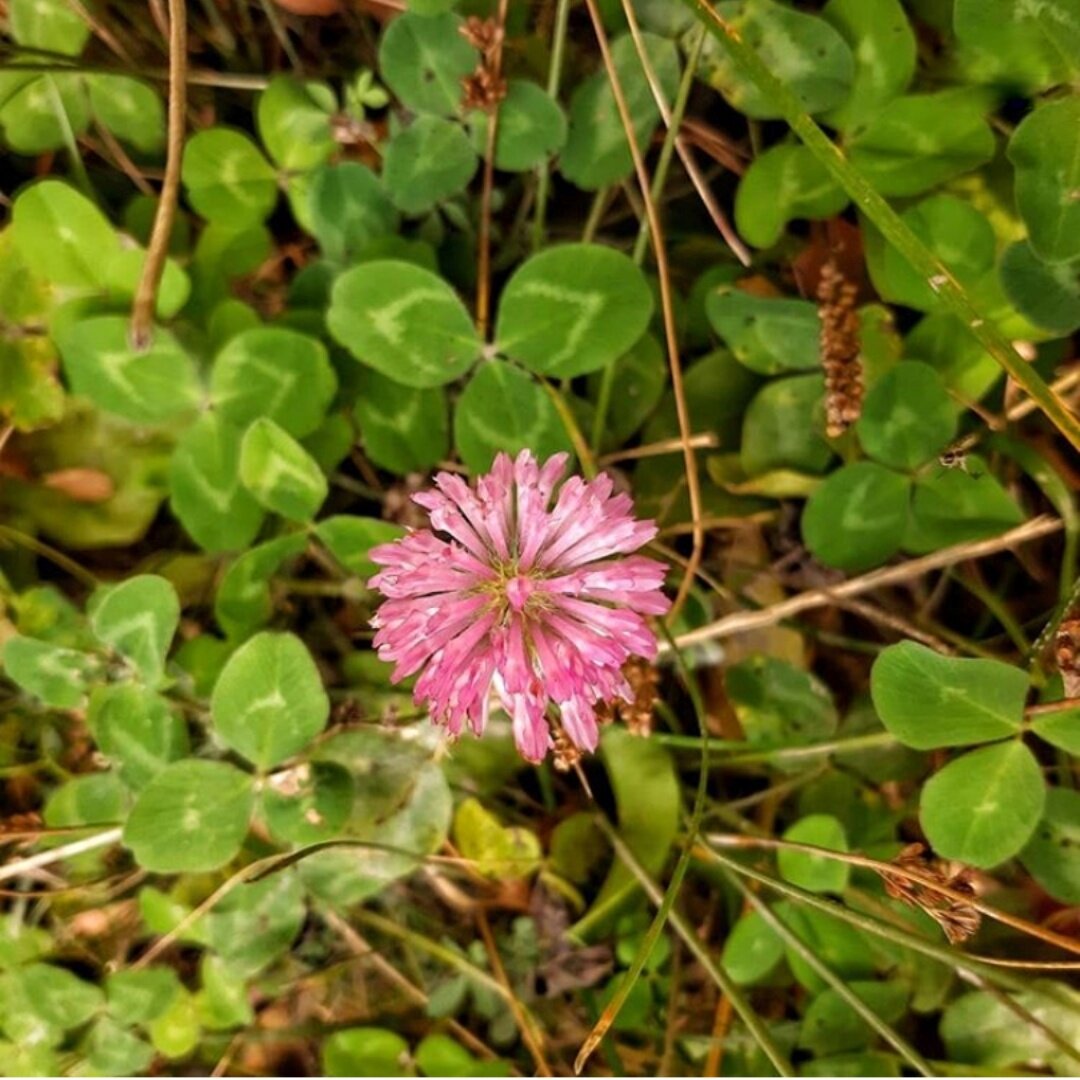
(582, 0, 704, 623)
(596, 815, 796, 1076)
(0, 826, 123, 884)
(671, 515, 1063, 649)
(575, 630, 709, 1075)
(704, 834, 1080, 961)
(599, 432, 719, 465)
(722, 867, 936, 1077)
(132, 856, 279, 968)
(472, 0, 510, 339)
(619, 0, 751, 266)
(130, 0, 186, 349)
(476, 909, 554, 1076)
(322, 909, 508, 1068)
(702, 844, 1080, 1030)
(353, 908, 546, 1033)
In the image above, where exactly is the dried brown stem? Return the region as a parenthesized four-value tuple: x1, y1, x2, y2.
(582, 0, 704, 622)
(671, 515, 1063, 649)
(474, 0, 509, 340)
(834, 596, 953, 653)
(1004, 365, 1080, 424)
(598, 431, 719, 465)
(619, 0, 751, 266)
(703, 835, 1080, 961)
(91, 122, 154, 196)
(130, 0, 186, 349)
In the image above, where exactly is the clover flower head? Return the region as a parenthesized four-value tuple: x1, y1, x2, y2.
(368, 450, 670, 761)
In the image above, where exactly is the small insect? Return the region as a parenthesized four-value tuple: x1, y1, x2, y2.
(939, 444, 969, 471)
(938, 440, 982, 476)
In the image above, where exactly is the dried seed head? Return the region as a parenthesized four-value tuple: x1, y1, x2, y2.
(1056, 616, 1080, 699)
(818, 259, 864, 438)
(459, 15, 503, 61)
(879, 842, 982, 945)
(596, 657, 660, 737)
(552, 727, 582, 772)
(461, 67, 507, 112)
(459, 16, 506, 111)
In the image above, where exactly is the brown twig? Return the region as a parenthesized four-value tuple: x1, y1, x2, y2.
(541, 379, 598, 478)
(670, 515, 1063, 649)
(705, 787, 783, 1075)
(582, 0, 703, 623)
(834, 596, 953, 653)
(941, 366, 1080, 461)
(703, 992, 734, 1077)
(130, 0, 186, 349)
(1001, 364, 1080, 426)
(679, 117, 748, 174)
(650, 539, 736, 602)
(473, 1, 509, 340)
(660, 938, 684, 1075)
(598, 431, 719, 466)
(68, 0, 134, 64)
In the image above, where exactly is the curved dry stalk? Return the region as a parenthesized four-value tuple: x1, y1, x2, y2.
(619, 0, 751, 266)
(132, 856, 277, 968)
(541, 379, 598, 479)
(68, 0, 134, 64)
(702, 834, 1080, 961)
(0, 869, 141, 899)
(599, 431, 719, 466)
(961, 969, 1080, 1069)
(0, 826, 122, 884)
(723, 868, 936, 1077)
(531, 0, 572, 252)
(321, 910, 508, 1068)
(0, 524, 100, 587)
(476, 0, 510, 339)
(704, 844, 1080, 1028)
(354, 908, 547, 1037)
(130, 0, 186, 349)
(650, 538, 735, 601)
(581, 0, 704, 623)
(670, 515, 1063, 650)
(1006, 367, 1080, 426)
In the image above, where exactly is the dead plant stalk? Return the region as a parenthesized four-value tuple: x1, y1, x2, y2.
(582, 0, 704, 623)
